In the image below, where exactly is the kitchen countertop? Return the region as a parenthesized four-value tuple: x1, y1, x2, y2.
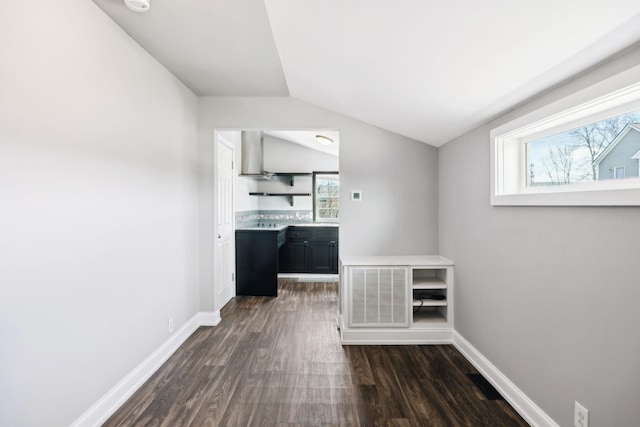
(237, 223, 338, 231)
(288, 223, 339, 228)
(237, 224, 289, 231)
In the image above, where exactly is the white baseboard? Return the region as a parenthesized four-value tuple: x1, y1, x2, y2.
(278, 273, 339, 282)
(70, 310, 221, 427)
(197, 310, 221, 326)
(452, 331, 559, 427)
(340, 326, 453, 345)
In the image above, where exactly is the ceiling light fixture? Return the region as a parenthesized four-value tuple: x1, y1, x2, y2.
(124, 0, 150, 13)
(315, 135, 333, 146)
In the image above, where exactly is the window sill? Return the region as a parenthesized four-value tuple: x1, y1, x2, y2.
(491, 179, 640, 206)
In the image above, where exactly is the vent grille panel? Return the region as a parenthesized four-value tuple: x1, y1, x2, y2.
(393, 269, 406, 324)
(365, 269, 379, 324)
(349, 267, 407, 327)
(351, 269, 365, 324)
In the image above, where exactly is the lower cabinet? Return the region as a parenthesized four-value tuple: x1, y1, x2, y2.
(309, 240, 338, 273)
(279, 226, 338, 274)
(282, 239, 309, 272)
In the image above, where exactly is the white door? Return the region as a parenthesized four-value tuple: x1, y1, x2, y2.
(215, 133, 235, 309)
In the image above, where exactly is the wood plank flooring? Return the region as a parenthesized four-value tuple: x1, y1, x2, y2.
(104, 279, 528, 426)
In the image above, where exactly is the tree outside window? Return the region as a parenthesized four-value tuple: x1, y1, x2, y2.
(313, 172, 339, 222)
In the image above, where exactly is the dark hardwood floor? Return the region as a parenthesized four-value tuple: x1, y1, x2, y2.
(104, 279, 528, 426)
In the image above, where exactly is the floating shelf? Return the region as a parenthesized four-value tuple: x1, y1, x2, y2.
(273, 172, 312, 186)
(239, 172, 312, 185)
(249, 192, 311, 206)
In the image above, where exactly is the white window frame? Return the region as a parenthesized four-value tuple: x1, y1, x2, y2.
(313, 171, 339, 223)
(491, 63, 640, 206)
(614, 166, 626, 180)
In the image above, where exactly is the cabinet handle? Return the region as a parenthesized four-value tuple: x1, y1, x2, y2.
(330, 241, 336, 244)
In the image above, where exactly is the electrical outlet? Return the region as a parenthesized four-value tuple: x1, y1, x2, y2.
(574, 401, 589, 427)
(168, 317, 174, 334)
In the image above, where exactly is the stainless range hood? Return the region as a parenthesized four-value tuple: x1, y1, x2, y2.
(239, 131, 274, 180)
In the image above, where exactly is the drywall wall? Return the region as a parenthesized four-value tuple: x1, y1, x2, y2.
(439, 45, 640, 426)
(263, 134, 338, 172)
(0, 2, 199, 426)
(198, 97, 439, 311)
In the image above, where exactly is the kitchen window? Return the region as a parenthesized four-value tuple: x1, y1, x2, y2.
(313, 172, 339, 222)
(491, 64, 640, 206)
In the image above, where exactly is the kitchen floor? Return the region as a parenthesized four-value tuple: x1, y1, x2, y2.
(104, 280, 527, 426)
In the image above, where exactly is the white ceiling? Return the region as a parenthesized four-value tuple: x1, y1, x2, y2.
(93, 0, 289, 96)
(94, 0, 640, 147)
(264, 130, 340, 157)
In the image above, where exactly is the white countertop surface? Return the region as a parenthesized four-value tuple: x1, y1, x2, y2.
(340, 255, 453, 266)
(237, 223, 339, 231)
(288, 223, 339, 227)
(237, 224, 289, 231)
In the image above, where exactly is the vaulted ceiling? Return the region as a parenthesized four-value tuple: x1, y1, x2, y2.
(93, 0, 640, 146)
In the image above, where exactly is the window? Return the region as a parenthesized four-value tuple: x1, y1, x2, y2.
(313, 172, 339, 222)
(491, 63, 640, 206)
(526, 110, 639, 186)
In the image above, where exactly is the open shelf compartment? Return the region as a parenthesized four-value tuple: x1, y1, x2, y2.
(412, 307, 448, 326)
(412, 267, 447, 289)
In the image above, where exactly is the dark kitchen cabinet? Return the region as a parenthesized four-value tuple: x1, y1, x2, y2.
(236, 229, 286, 296)
(279, 226, 338, 274)
(309, 239, 338, 273)
(280, 227, 311, 273)
(283, 239, 309, 272)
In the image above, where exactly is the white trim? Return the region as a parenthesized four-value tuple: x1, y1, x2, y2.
(340, 326, 453, 345)
(197, 310, 222, 326)
(70, 310, 221, 427)
(452, 331, 559, 427)
(278, 273, 339, 282)
(614, 165, 626, 179)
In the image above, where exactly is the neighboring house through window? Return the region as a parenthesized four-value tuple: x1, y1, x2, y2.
(592, 123, 640, 180)
(313, 172, 339, 222)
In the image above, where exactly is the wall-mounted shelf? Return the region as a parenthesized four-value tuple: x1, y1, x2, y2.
(249, 192, 311, 206)
(273, 172, 312, 186)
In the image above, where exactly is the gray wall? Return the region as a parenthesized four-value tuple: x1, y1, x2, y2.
(198, 97, 439, 311)
(439, 45, 640, 426)
(598, 129, 640, 180)
(0, 2, 199, 426)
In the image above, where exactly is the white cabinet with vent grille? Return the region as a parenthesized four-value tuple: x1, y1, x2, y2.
(338, 256, 454, 345)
